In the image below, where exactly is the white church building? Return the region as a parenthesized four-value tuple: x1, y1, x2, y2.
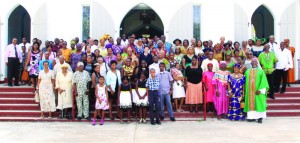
(0, 0, 299, 81)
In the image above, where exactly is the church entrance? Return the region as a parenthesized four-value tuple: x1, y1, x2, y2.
(251, 5, 274, 39)
(120, 3, 164, 38)
(8, 5, 31, 43)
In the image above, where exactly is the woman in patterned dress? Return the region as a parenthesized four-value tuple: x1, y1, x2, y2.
(212, 61, 231, 120)
(37, 61, 56, 118)
(24, 42, 42, 92)
(70, 44, 84, 72)
(227, 64, 246, 121)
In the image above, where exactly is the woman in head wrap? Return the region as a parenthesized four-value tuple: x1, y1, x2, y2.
(55, 63, 73, 119)
(227, 63, 246, 121)
(212, 61, 230, 120)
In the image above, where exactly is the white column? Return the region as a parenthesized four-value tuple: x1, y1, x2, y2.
(295, 0, 300, 81)
(274, 19, 281, 43)
(0, 20, 8, 81)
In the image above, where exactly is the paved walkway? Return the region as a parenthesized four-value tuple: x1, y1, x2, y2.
(0, 118, 299, 143)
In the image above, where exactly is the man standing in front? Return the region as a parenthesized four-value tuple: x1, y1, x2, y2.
(274, 42, 293, 94)
(5, 38, 22, 87)
(146, 68, 161, 125)
(258, 44, 278, 99)
(244, 59, 269, 123)
(157, 62, 176, 122)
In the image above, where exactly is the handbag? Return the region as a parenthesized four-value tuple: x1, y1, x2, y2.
(21, 70, 29, 81)
(34, 92, 40, 102)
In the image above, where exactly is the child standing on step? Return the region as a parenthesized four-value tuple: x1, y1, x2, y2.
(118, 76, 133, 124)
(92, 76, 109, 126)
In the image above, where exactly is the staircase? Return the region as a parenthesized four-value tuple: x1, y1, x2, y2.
(0, 85, 299, 122)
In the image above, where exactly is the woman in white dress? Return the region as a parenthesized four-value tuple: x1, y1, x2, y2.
(55, 63, 73, 119)
(171, 63, 186, 112)
(37, 61, 56, 118)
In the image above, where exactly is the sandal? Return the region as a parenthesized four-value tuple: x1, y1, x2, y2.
(48, 116, 52, 119)
(120, 120, 124, 124)
(40, 115, 44, 119)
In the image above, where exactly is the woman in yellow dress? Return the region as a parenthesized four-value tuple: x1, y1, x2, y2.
(55, 63, 73, 119)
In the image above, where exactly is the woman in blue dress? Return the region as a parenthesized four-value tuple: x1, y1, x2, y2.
(227, 63, 246, 121)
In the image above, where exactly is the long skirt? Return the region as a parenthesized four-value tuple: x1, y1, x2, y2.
(227, 97, 245, 121)
(39, 82, 56, 112)
(133, 88, 149, 106)
(172, 81, 186, 99)
(119, 91, 132, 109)
(185, 82, 203, 104)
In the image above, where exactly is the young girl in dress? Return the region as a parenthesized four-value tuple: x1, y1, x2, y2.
(92, 76, 109, 126)
(118, 76, 133, 124)
(134, 73, 148, 123)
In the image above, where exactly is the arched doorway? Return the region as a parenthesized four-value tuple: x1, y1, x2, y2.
(120, 3, 164, 38)
(8, 5, 31, 43)
(251, 5, 274, 39)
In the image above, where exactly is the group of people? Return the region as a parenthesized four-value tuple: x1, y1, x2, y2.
(4, 34, 295, 125)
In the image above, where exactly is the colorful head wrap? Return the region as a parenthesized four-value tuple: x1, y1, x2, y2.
(233, 63, 241, 69)
(219, 61, 227, 66)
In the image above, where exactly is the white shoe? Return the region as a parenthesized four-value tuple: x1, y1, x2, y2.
(143, 118, 146, 123)
(139, 118, 143, 123)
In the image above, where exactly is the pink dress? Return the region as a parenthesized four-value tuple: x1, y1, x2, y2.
(95, 85, 109, 110)
(212, 70, 230, 115)
(202, 71, 215, 102)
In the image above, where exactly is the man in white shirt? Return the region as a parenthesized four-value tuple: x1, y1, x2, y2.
(274, 42, 293, 94)
(201, 51, 219, 72)
(89, 38, 98, 52)
(5, 38, 22, 86)
(268, 35, 279, 52)
(149, 56, 160, 77)
(18, 37, 31, 52)
(120, 34, 128, 46)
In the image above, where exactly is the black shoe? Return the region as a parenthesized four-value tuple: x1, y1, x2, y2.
(14, 84, 20, 86)
(160, 115, 165, 121)
(77, 117, 82, 121)
(247, 119, 255, 122)
(280, 91, 285, 94)
(170, 117, 176, 121)
(287, 84, 291, 87)
(85, 117, 91, 121)
(274, 90, 279, 93)
(151, 121, 156, 125)
(268, 94, 275, 99)
(257, 118, 263, 124)
(156, 120, 161, 125)
(8, 84, 13, 87)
